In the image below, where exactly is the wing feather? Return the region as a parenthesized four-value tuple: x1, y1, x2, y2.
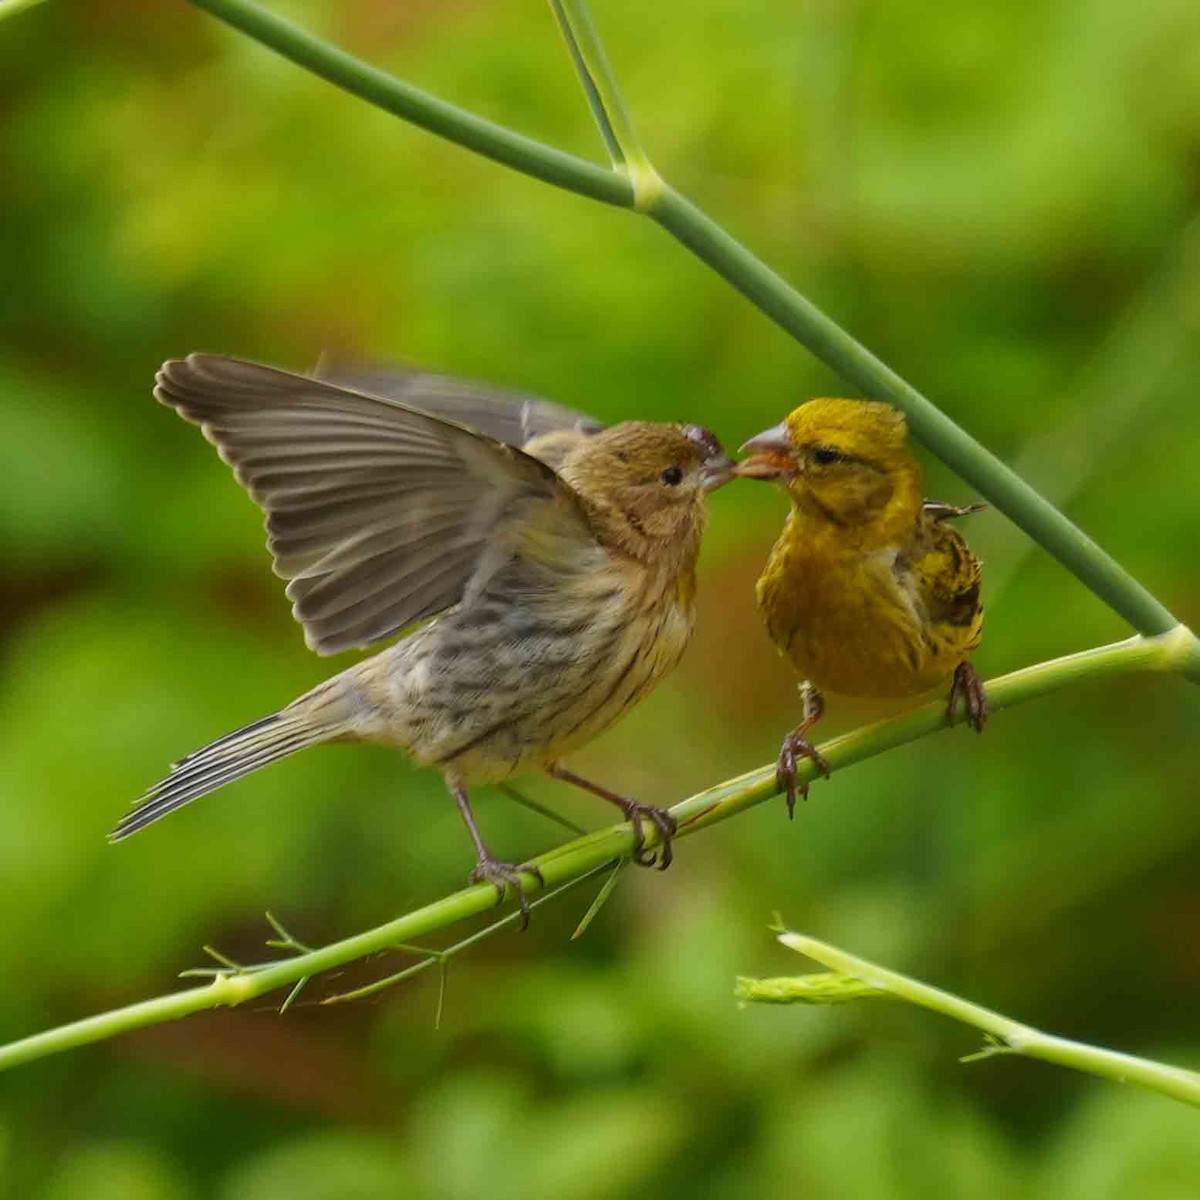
(156, 354, 596, 655)
(313, 362, 603, 447)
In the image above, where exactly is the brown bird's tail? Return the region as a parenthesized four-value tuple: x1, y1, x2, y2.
(110, 708, 339, 841)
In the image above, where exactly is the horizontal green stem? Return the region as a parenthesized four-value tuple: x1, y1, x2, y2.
(0, 629, 1191, 1074)
(769, 932, 1200, 1110)
(187, 0, 633, 206)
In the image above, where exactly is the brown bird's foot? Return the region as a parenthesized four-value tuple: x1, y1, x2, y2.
(469, 855, 545, 930)
(777, 730, 832, 819)
(546, 763, 677, 870)
(450, 777, 542, 929)
(615, 800, 678, 870)
(948, 661, 987, 732)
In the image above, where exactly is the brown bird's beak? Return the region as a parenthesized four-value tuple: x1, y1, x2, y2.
(735, 421, 795, 480)
(700, 451, 738, 493)
(683, 424, 737, 493)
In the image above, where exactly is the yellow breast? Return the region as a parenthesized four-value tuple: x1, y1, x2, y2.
(757, 522, 973, 699)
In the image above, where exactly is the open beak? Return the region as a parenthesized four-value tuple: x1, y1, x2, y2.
(735, 421, 795, 480)
(700, 451, 738, 493)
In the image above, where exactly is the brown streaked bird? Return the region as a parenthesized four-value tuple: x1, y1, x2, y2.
(111, 355, 735, 919)
(737, 398, 986, 813)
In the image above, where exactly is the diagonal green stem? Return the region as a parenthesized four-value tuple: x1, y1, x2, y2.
(0, 628, 1192, 1074)
(0, 0, 50, 20)
(183, 0, 1186, 645)
(646, 187, 1180, 638)
(752, 932, 1200, 1110)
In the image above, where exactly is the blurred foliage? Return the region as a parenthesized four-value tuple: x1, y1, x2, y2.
(1, 0, 1199, 1195)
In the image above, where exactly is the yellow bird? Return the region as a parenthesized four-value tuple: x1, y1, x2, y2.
(737, 398, 986, 813)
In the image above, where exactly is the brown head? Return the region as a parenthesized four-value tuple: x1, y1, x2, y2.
(737, 399, 923, 535)
(558, 421, 735, 565)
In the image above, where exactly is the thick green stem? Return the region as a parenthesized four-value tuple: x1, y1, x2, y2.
(0, 630, 1190, 1074)
(761, 933, 1200, 1110)
(183, 0, 1182, 641)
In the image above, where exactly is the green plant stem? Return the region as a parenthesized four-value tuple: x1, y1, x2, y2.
(183, 0, 1183, 644)
(765, 932, 1200, 1110)
(0, 0, 50, 20)
(0, 628, 1191, 1074)
(547, 0, 661, 206)
(187, 0, 632, 206)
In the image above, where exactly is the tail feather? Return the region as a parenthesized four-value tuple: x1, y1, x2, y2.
(111, 710, 331, 841)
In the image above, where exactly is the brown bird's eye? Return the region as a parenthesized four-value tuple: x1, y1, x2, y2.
(812, 446, 842, 466)
(660, 465, 684, 486)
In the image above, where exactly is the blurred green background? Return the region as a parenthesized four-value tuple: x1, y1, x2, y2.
(2, 0, 1200, 1195)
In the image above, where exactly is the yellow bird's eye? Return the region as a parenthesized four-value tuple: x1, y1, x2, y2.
(812, 446, 842, 466)
(661, 465, 684, 486)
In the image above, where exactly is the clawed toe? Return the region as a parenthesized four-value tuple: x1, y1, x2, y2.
(948, 662, 988, 732)
(777, 731, 832, 819)
(621, 802, 678, 870)
(542, 765, 678, 871)
(469, 856, 544, 930)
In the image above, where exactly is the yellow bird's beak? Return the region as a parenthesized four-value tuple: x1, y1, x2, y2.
(735, 422, 796, 480)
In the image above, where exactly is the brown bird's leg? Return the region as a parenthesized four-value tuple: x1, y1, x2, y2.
(449, 778, 543, 929)
(778, 681, 833, 819)
(947, 661, 988, 732)
(546, 763, 677, 871)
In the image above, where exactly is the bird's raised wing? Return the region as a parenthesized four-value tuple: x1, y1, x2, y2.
(313, 362, 603, 449)
(156, 354, 596, 655)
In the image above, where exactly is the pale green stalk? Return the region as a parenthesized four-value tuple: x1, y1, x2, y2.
(0, 630, 1192, 1074)
(743, 931, 1200, 1110)
(0, 0, 50, 19)
(185, 0, 1195, 649)
(546, 0, 662, 207)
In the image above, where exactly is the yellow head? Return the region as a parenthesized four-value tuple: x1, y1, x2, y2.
(559, 422, 734, 564)
(737, 399, 923, 532)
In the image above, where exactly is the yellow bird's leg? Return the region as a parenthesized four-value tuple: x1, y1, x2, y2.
(947, 661, 988, 732)
(546, 763, 678, 870)
(450, 777, 544, 929)
(778, 682, 833, 819)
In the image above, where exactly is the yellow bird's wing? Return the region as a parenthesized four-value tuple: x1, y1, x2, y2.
(155, 355, 599, 656)
(908, 505, 984, 648)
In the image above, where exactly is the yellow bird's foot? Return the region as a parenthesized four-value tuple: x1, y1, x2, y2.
(777, 729, 832, 819)
(469, 855, 544, 930)
(948, 661, 987, 732)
